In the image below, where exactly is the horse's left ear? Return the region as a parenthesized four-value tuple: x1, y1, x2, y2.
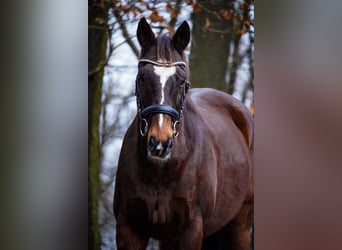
(172, 21, 190, 53)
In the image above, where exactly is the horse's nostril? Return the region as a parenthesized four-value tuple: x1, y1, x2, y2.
(149, 136, 158, 148)
(164, 138, 172, 148)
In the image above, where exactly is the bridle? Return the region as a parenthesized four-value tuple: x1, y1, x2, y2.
(135, 59, 190, 137)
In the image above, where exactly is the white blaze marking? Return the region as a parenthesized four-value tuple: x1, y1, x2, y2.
(153, 65, 176, 127)
(158, 114, 163, 127)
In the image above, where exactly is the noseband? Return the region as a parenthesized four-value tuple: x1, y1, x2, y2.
(135, 59, 190, 137)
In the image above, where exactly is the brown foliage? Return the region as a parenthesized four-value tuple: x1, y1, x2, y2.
(219, 9, 234, 20)
(149, 9, 165, 23)
(166, 3, 177, 18)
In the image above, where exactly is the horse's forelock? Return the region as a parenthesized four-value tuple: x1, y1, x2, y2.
(141, 33, 185, 64)
(156, 34, 173, 62)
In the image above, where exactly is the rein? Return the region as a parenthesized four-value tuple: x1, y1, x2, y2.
(135, 59, 190, 137)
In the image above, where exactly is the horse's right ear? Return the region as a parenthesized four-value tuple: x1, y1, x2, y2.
(137, 18, 155, 49)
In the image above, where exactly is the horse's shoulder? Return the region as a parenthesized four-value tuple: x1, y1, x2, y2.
(188, 88, 253, 149)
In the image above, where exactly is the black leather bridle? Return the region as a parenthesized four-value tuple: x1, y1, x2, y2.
(135, 59, 190, 137)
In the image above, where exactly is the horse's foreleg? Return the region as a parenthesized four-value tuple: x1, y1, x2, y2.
(159, 215, 203, 250)
(116, 214, 149, 250)
(225, 199, 254, 250)
(178, 214, 203, 250)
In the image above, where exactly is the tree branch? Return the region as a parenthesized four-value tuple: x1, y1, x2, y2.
(112, 9, 140, 58)
(169, 0, 183, 30)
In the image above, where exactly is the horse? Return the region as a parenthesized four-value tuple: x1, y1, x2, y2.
(114, 18, 254, 250)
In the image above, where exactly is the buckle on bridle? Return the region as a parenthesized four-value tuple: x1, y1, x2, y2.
(173, 120, 180, 138)
(139, 118, 148, 137)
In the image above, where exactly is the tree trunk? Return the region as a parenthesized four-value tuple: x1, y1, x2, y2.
(227, 34, 242, 95)
(189, 0, 234, 91)
(88, 1, 108, 249)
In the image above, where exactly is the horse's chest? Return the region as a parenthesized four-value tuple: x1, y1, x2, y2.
(126, 187, 189, 239)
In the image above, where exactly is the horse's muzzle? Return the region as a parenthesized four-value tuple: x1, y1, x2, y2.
(148, 135, 172, 160)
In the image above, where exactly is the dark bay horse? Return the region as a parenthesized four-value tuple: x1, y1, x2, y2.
(114, 18, 254, 250)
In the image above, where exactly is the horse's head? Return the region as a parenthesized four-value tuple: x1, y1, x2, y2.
(135, 18, 190, 162)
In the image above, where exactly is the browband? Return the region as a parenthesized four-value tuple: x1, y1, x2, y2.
(139, 59, 186, 67)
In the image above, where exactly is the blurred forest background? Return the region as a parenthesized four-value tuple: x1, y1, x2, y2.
(89, 0, 254, 249)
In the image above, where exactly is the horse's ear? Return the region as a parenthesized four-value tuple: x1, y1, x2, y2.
(172, 21, 190, 53)
(137, 17, 155, 49)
